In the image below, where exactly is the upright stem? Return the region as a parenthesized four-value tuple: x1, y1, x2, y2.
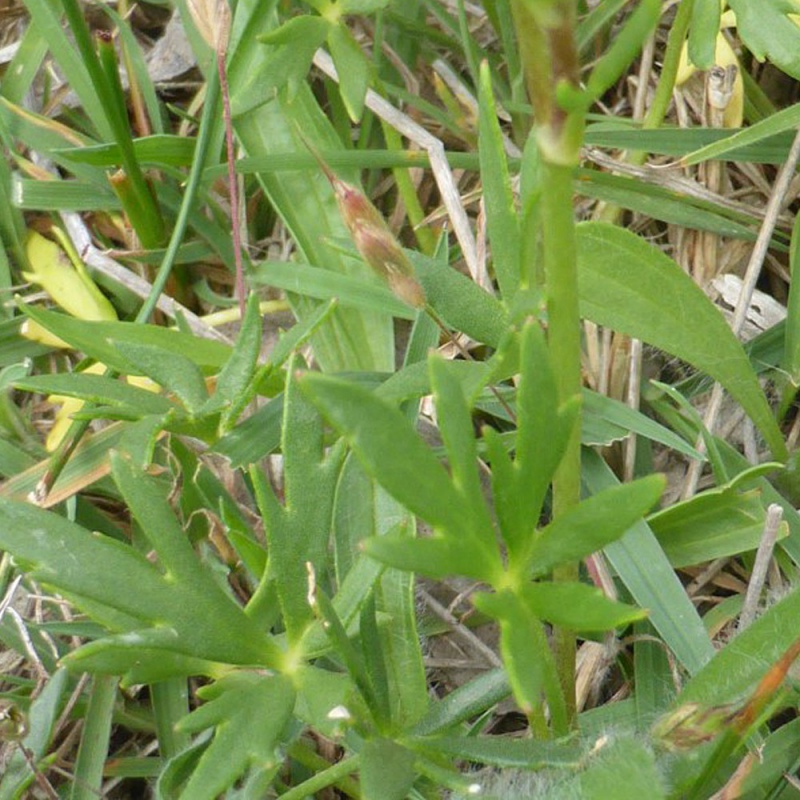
(541, 160, 582, 722)
(511, 0, 584, 726)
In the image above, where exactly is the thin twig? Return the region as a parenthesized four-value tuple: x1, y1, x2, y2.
(60, 212, 231, 343)
(738, 503, 783, 632)
(686, 557, 729, 597)
(418, 587, 501, 668)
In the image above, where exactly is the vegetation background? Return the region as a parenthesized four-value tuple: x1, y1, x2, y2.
(2, 0, 800, 797)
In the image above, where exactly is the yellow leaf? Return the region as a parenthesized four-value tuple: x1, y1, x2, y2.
(24, 231, 117, 322)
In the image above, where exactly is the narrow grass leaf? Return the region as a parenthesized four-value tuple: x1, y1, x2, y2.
(576, 170, 759, 241)
(71, 675, 118, 800)
(409, 733, 581, 769)
(583, 450, 714, 675)
(584, 0, 660, 101)
(21, 0, 113, 139)
(585, 124, 794, 163)
(250, 260, 414, 320)
(229, 12, 393, 372)
(677, 584, 800, 707)
(21, 305, 230, 371)
(681, 102, 800, 166)
(0, 669, 69, 800)
(581, 389, 703, 457)
(54, 135, 195, 168)
(783, 212, 800, 385)
(410, 668, 509, 736)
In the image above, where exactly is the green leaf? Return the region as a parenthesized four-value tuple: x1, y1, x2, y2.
(13, 373, 176, 416)
(689, 0, 721, 69)
(300, 372, 477, 537)
(0, 464, 279, 673)
(473, 589, 568, 732)
(111, 339, 208, 414)
(409, 251, 509, 347)
(255, 361, 345, 643)
(511, 321, 578, 557)
(364, 532, 498, 582)
(410, 668, 510, 736)
(339, 0, 390, 12)
(429, 356, 495, 543)
(327, 23, 370, 122)
(648, 488, 777, 568)
(518, 582, 647, 631)
(66, 642, 218, 685)
(0, 669, 69, 800)
(360, 739, 416, 800)
(729, 0, 800, 80)
(478, 60, 520, 298)
(176, 671, 295, 800)
(677, 584, 800, 708)
(408, 734, 582, 769)
(527, 474, 666, 578)
(21, 305, 231, 372)
(576, 222, 787, 461)
(54, 134, 195, 168)
(295, 665, 353, 738)
(250, 260, 414, 320)
(784, 212, 800, 385)
(580, 389, 704, 458)
(230, 77, 393, 372)
(258, 14, 330, 46)
(211, 293, 261, 404)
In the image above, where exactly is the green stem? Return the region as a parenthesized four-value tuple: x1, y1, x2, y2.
(541, 159, 582, 724)
(281, 746, 361, 799)
(511, 0, 584, 728)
